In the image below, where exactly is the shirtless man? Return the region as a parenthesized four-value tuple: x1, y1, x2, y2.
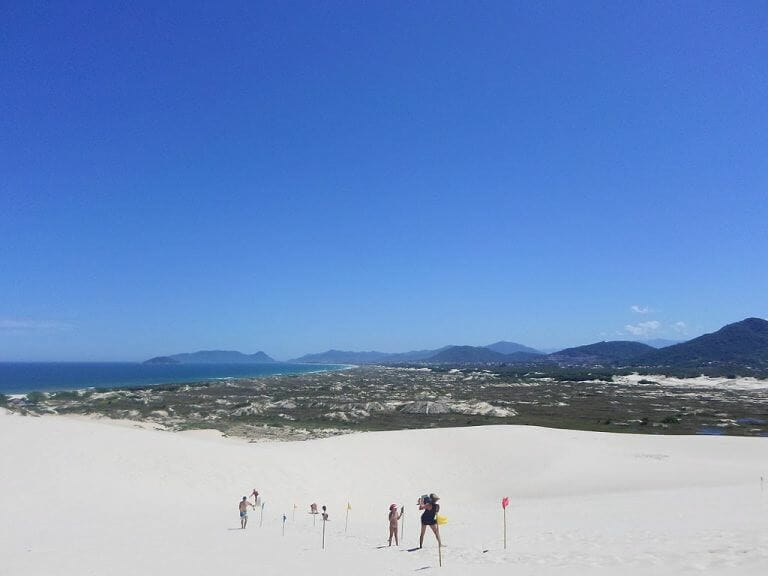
(239, 496, 254, 529)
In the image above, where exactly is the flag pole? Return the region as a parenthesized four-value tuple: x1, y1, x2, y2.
(501, 496, 509, 550)
(503, 507, 507, 549)
(400, 506, 405, 543)
(260, 502, 265, 528)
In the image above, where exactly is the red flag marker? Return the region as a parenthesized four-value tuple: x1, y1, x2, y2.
(501, 497, 509, 549)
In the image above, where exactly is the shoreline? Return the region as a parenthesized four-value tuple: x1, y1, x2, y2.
(0, 361, 354, 395)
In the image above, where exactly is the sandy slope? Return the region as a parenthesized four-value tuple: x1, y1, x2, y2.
(1, 410, 767, 575)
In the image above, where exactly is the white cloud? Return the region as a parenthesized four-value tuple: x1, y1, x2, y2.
(624, 320, 661, 336)
(0, 318, 71, 330)
(630, 305, 651, 314)
(672, 321, 688, 334)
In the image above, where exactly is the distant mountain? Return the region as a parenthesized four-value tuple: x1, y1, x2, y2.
(290, 346, 454, 364)
(290, 350, 391, 364)
(484, 341, 541, 355)
(144, 350, 275, 364)
(550, 341, 655, 365)
(426, 345, 508, 364)
(144, 356, 180, 364)
(641, 339, 685, 349)
(505, 351, 546, 362)
(638, 317, 768, 368)
(383, 346, 453, 363)
(292, 344, 545, 365)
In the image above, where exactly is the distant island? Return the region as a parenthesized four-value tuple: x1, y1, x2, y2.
(144, 356, 181, 364)
(144, 350, 275, 364)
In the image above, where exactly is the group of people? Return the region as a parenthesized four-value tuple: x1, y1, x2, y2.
(237, 489, 443, 550)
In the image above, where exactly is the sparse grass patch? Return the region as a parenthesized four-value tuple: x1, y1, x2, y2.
(25, 391, 47, 404)
(14, 366, 768, 439)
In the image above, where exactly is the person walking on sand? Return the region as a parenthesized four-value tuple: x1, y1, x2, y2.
(388, 504, 403, 546)
(239, 496, 255, 529)
(418, 494, 442, 549)
(251, 489, 260, 507)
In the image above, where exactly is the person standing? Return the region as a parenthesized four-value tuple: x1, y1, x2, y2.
(239, 496, 254, 529)
(418, 494, 441, 549)
(250, 489, 260, 507)
(388, 504, 403, 546)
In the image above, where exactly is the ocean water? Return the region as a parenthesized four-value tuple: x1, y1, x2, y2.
(0, 362, 347, 395)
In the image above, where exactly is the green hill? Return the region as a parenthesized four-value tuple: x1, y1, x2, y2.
(550, 341, 655, 364)
(638, 317, 768, 368)
(484, 341, 542, 355)
(426, 345, 508, 364)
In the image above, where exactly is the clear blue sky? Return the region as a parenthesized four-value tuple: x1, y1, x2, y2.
(1, 1, 767, 361)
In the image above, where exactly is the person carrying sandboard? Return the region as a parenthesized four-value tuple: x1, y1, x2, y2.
(418, 494, 442, 549)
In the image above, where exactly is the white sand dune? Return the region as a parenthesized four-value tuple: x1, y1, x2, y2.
(1, 409, 767, 575)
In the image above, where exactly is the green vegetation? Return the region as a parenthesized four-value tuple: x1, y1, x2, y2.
(6, 365, 767, 440)
(50, 390, 81, 400)
(25, 391, 47, 404)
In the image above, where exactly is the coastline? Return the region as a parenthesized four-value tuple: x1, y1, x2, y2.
(0, 361, 352, 395)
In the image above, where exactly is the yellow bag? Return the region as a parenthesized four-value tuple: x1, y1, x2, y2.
(436, 514, 448, 525)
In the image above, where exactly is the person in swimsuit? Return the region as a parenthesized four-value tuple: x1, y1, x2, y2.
(388, 504, 403, 546)
(250, 489, 260, 507)
(239, 496, 254, 529)
(418, 493, 442, 549)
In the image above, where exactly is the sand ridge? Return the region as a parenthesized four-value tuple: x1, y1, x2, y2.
(1, 409, 767, 575)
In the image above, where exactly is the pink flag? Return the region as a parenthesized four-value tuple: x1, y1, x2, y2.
(502, 497, 509, 509)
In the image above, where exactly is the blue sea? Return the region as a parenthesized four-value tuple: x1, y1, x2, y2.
(0, 362, 347, 395)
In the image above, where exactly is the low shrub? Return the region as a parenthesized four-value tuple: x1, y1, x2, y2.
(25, 391, 47, 404)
